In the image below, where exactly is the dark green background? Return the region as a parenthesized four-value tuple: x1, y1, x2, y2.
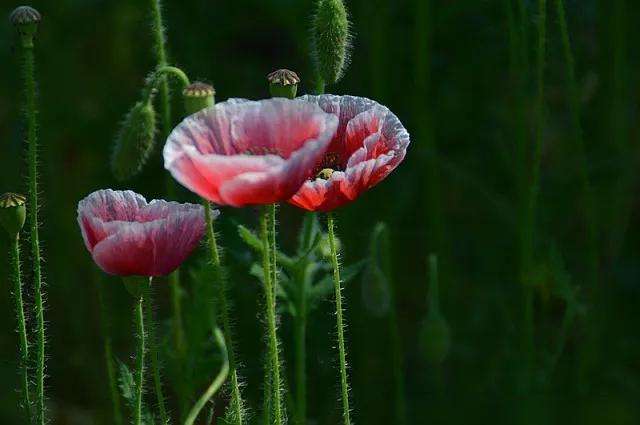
(1, 0, 639, 423)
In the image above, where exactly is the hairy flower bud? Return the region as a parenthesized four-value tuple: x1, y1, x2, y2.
(10, 6, 41, 48)
(111, 101, 156, 181)
(183, 81, 215, 115)
(0, 193, 27, 238)
(311, 0, 351, 85)
(267, 69, 300, 99)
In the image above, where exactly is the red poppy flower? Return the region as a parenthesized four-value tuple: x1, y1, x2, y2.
(77, 189, 207, 276)
(288, 95, 410, 212)
(163, 98, 339, 207)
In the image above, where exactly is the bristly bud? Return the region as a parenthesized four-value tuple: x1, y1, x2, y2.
(183, 81, 215, 115)
(10, 6, 41, 48)
(111, 100, 156, 181)
(267, 69, 300, 99)
(0, 193, 27, 238)
(311, 0, 351, 86)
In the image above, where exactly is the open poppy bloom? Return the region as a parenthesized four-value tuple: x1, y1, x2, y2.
(163, 98, 339, 207)
(77, 189, 207, 276)
(288, 95, 410, 212)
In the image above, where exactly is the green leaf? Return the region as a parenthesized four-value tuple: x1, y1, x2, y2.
(310, 260, 367, 306)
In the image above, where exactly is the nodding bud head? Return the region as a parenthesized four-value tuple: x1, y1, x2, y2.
(311, 0, 351, 85)
(183, 81, 215, 115)
(0, 193, 27, 238)
(111, 100, 156, 181)
(418, 313, 451, 365)
(267, 69, 300, 99)
(10, 6, 41, 48)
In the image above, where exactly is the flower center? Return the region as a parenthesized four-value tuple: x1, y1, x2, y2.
(317, 168, 335, 179)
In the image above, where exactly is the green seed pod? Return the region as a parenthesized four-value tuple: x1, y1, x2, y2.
(9, 6, 41, 49)
(183, 81, 215, 115)
(0, 193, 27, 239)
(418, 312, 451, 365)
(111, 100, 156, 181)
(267, 69, 300, 99)
(311, 0, 351, 85)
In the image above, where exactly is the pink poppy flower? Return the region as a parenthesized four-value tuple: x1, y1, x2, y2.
(163, 98, 339, 207)
(77, 189, 207, 277)
(288, 95, 410, 212)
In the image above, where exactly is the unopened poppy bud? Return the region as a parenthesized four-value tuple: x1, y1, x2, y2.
(183, 81, 215, 115)
(0, 193, 27, 239)
(318, 232, 340, 259)
(419, 312, 451, 364)
(111, 100, 156, 181)
(267, 69, 300, 99)
(311, 0, 351, 85)
(10, 6, 41, 49)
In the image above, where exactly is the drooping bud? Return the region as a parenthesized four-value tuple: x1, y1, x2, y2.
(418, 254, 451, 364)
(183, 81, 215, 115)
(311, 0, 351, 86)
(111, 100, 156, 181)
(267, 69, 300, 99)
(418, 313, 451, 365)
(0, 193, 27, 239)
(10, 6, 41, 49)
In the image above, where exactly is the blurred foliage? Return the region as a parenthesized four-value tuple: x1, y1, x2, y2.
(1, 0, 640, 423)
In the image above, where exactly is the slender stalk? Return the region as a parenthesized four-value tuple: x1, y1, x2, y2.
(294, 266, 307, 425)
(21, 40, 46, 425)
(145, 291, 169, 424)
(327, 213, 351, 425)
(147, 2, 188, 393)
(554, 0, 598, 285)
(260, 206, 283, 424)
(521, 0, 546, 391)
(204, 201, 244, 424)
(315, 78, 325, 95)
(10, 236, 31, 420)
(185, 328, 230, 425)
(133, 293, 146, 425)
(97, 282, 123, 425)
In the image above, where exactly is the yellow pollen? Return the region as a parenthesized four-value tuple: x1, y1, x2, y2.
(317, 168, 335, 179)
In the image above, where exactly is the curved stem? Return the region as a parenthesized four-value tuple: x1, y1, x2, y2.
(21, 42, 46, 425)
(184, 328, 230, 425)
(97, 282, 123, 425)
(327, 213, 352, 425)
(133, 293, 147, 425)
(204, 201, 244, 424)
(10, 236, 31, 420)
(142, 66, 190, 103)
(261, 206, 282, 424)
(145, 290, 169, 424)
(554, 0, 598, 285)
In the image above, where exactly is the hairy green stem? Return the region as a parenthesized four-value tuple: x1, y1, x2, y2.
(145, 291, 169, 424)
(9, 236, 31, 420)
(133, 293, 146, 425)
(185, 328, 230, 425)
(327, 214, 351, 425)
(294, 266, 307, 425)
(554, 0, 598, 285)
(204, 201, 244, 425)
(147, 5, 189, 407)
(21, 41, 46, 425)
(97, 283, 123, 425)
(261, 205, 283, 424)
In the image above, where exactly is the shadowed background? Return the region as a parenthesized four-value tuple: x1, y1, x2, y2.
(1, 0, 639, 423)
